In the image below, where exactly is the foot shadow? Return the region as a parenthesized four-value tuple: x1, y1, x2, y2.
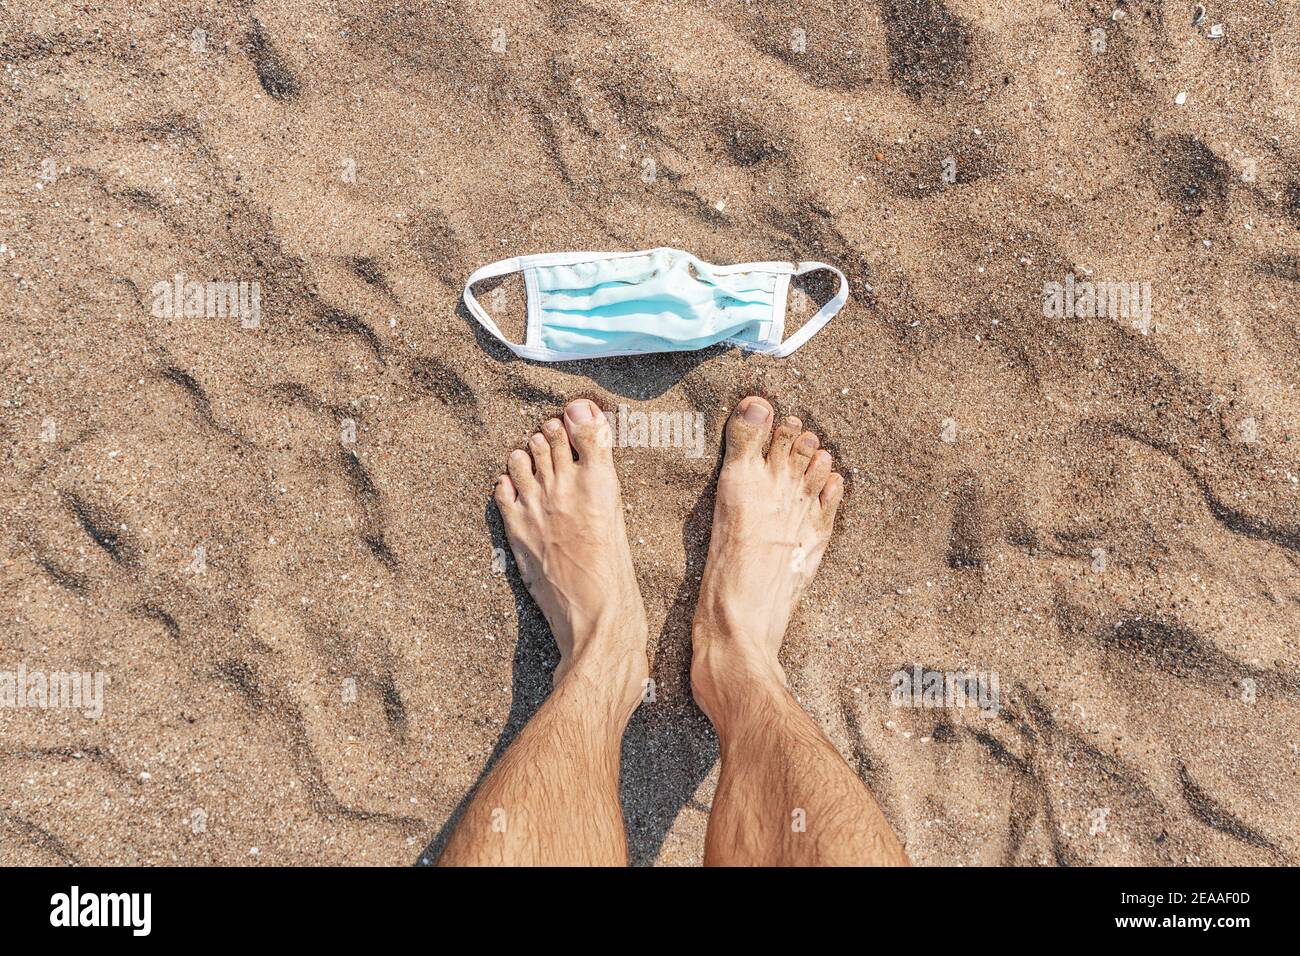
(618, 478, 721, 866)
(415, 500, 556, 866)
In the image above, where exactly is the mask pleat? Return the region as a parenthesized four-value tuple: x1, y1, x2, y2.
(529, 249, 779, 355)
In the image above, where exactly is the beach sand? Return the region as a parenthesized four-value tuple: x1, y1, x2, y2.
(1, 0, 1297, 865)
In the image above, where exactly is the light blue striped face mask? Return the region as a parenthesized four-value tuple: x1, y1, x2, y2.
(463, 247, 847, 361)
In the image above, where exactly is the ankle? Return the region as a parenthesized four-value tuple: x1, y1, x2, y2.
(555, 625, 650, 718)
(689, 624, 788, 730)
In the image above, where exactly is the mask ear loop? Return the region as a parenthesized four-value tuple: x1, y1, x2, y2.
(768, 262, 848, 358)
(463, 256, 529, 357)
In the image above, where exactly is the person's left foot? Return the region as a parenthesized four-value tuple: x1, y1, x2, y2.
(494, 399, 649, 698)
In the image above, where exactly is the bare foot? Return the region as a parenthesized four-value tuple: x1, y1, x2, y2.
(690, 396, 844, 723)
(494, 399, 649, 702)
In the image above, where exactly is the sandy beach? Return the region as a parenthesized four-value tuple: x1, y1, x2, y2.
(1, 0, 1297, 865)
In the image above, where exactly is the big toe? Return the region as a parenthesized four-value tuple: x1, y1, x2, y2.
(724, 396, 773, 465)
(563, 399, 613, 465)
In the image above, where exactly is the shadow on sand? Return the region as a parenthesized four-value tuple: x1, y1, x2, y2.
(457, 295, 739, 401)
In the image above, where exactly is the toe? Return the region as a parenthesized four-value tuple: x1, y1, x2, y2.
(789, 430, 819, 475)
(494, 474, 519, 509)
(724, 396, 773, 465)
(563, 399, 613, 465)
(804, 449, 833, 495)
(767, 416, 802, 466)
(818, 472, 845, 523)
(507, 448, 538, 497)
(529, 432, 553, 483)
(542, 418, 573, 472)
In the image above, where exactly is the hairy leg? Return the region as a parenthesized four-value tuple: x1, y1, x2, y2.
(691, 397, 909, 867)
(438, 400, 648, 866)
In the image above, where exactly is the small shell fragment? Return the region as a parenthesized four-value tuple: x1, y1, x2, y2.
(1207, 23, 1225, 39)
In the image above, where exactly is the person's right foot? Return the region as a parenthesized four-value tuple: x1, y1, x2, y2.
(690, 396, 844, 723)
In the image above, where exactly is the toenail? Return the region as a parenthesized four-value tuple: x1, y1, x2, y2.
(816, 451, 831, 466)
(530, 433, 545, 445)
(544, 419, 562, 434)
(567, 401, 593, 423)
(511, 449, 528, 461)
(785, 417, 801, 429)
(742, 400, 770, 424)
(799, 435, 817, 452)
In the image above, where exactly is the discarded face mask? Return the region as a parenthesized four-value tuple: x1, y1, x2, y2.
(463, 247, 847, 361)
